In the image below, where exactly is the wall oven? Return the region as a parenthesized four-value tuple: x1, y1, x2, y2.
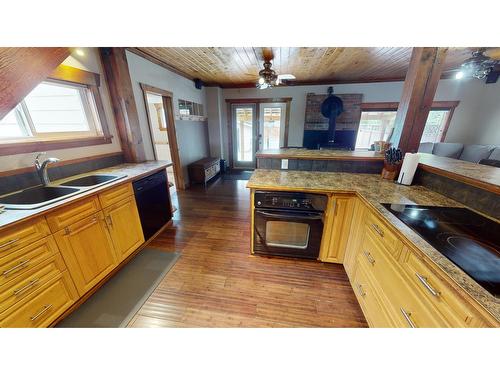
(253, 191, 327, 259)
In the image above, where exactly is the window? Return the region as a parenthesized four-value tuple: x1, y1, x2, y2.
(178, 99, 204, 117)
(0, 80, 102, 141)
(355, 101, 459, 149)
(355, 110, 397, 149)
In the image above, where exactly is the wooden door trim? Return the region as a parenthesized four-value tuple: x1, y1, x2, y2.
(140, 82, 185, 189)
(226, 98, 292, 167)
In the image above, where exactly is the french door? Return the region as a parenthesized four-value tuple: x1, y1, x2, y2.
(231, 104, 257, 169)
(258, 102, 286, 151)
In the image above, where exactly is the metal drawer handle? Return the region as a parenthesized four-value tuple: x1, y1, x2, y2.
(13, 278, 40, 296)
(415, 273, 440, 297)
(105, 215, 113, 227)
(363, 250, 375, 265)
(0, 238, 19, 250)
(2, 259, 30, 276)
(400, 307, 416, 328)
(371, 223, 384, 237)
(357, 283, 366, 297)
(30, 304, 53, 321)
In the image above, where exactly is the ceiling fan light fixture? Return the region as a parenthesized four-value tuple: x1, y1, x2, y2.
(460, 50, 497, 80)
(455, 71, 464, 79)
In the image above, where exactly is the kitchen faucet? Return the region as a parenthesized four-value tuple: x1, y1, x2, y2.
(35, 152, 60, 186)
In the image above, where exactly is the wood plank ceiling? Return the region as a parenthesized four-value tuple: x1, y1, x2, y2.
(132, 47, 475, 88)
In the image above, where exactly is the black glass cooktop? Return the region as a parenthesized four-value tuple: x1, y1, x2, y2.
(381, 204, 500, 298)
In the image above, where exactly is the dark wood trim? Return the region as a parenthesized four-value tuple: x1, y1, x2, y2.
(99, 47, 146, 163)
(162, 95, 186, 189)
(226, 103, 234, 169)
(360, 100, 460, 112)
(418, 163, 500, 195)
(0, 151, 123, 177)
(139, 82, 186, 189)
(89, 85, 112, 139)
(48, 64, 100, 87)
(0, 136, 112, 156)
(439, 106, 456, 142)
(225, 97, 292, 104)
(127, 48, 195, 82)
(139, 82, 173, 98)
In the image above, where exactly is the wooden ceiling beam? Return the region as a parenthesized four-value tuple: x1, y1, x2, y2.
(0, 47, 71, 120)
(99, 47, 146, 163)
(391, 47, 449, 154)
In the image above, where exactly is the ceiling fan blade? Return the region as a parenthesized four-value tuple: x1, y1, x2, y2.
(262, 47, 274, 61)
(484, 47, 500, 60)
(277, 73, 296, 80)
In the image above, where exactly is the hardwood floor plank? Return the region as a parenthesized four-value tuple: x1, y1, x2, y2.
(129, 178, 367, 327)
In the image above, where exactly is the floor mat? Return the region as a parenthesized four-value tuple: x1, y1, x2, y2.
(57, 249, 179, 328)
(222, 171, 253, 180)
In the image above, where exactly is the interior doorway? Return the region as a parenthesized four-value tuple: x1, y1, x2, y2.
(141, 83, 185, 192)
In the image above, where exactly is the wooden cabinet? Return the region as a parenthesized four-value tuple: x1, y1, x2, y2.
(99, 182, 133, 208)
(319, 195, 355, 263)
(188, 157, 220, 186)
(103, 195, 144, 261)
(54, 211, 118, 295)
(0, 217, 50, 255)
(0, 271, 78, 328)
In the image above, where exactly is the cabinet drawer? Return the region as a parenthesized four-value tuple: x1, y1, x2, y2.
(99, 183, 133, 208)
(0, 217, 50, 256)
(364, 211, 401, 258)
(0, 271, 78, 328)
(46, 196, 101, 232)
(0, 254, 67, 314)
(0, 236, 59, 286)
(353, 260, 395, 328)
(401, 247, 487, 327)
(358, 231, 446, 327)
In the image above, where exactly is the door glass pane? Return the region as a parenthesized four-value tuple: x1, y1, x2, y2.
(262, 107, 281, 149)
(420, 110, 450, 143)
(266, 221, 310, 249)
(24, 82, 90, 133)
(235, 107, 253, 162)
(355, 111, 397, 149)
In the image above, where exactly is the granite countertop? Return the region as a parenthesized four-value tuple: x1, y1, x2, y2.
(418, 153, 500, 193)
(247, 168, 500, 323)
(256, 148, 385, 160)
(0, 161, 170, 230)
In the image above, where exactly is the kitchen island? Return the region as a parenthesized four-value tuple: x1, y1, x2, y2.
(247, 169, 500, 327)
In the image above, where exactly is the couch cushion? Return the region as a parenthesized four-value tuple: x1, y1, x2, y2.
(432, 142, 464, 159)
(459, 144, 495, 163)
(488, 147, 500, 161)
(418, 142, 434, 154)
(479, 159, 500, 168)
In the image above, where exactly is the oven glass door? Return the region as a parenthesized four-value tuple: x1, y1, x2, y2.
(265, 221, 310, 249)
(254, 209, 324, 259)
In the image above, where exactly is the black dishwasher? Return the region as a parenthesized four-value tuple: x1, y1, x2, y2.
(133, 169, 172, 240)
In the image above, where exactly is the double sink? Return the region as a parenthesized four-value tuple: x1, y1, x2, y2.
(0, 173, 127, 210)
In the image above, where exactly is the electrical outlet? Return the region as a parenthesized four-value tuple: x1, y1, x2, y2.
(281, 159, 289, 169)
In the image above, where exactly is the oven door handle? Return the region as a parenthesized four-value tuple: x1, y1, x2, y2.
(256, 210, 323, 220)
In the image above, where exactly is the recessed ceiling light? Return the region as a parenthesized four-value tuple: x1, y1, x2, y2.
(455, 71, 464, 79)
(75, 49, 85, 57)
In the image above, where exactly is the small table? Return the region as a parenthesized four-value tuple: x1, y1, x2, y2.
(188, 157, 221, 187)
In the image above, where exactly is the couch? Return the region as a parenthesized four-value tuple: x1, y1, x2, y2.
(418, 142, 499, 165)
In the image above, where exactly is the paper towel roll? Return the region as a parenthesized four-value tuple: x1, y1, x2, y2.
(397, 153, 419, 185)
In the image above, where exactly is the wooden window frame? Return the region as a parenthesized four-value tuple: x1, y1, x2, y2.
(225, 97, 292, 169)
(359, 100, 459, 142)
(0, 64, 112, 156)
(140, 83, 186, 190)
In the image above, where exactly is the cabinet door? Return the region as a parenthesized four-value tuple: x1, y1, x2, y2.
(320, 195, 355, 263)
(343, 198, 367, 278)
(103, 196, 144, 261)
(54, 212, 118, 295)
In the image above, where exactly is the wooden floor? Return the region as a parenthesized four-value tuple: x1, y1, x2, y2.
(128, 177, 367, 327)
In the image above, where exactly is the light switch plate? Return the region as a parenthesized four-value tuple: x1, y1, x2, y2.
(281, 159, 289, 169)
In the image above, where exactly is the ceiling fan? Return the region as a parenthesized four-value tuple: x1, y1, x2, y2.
(256, 48, 296, 89)
(456, 48, 500, 82)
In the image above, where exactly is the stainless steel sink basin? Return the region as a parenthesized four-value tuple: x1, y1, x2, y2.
(0, 186, 81, 209)
(59, 174, 123, 187)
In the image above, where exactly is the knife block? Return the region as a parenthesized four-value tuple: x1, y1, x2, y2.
(381, 161, 401, 180)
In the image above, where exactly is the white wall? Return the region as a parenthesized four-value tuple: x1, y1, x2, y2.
(0, 47, 121, 172)
(125, 50, 210, 185)
(218, 78, 500, 155)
